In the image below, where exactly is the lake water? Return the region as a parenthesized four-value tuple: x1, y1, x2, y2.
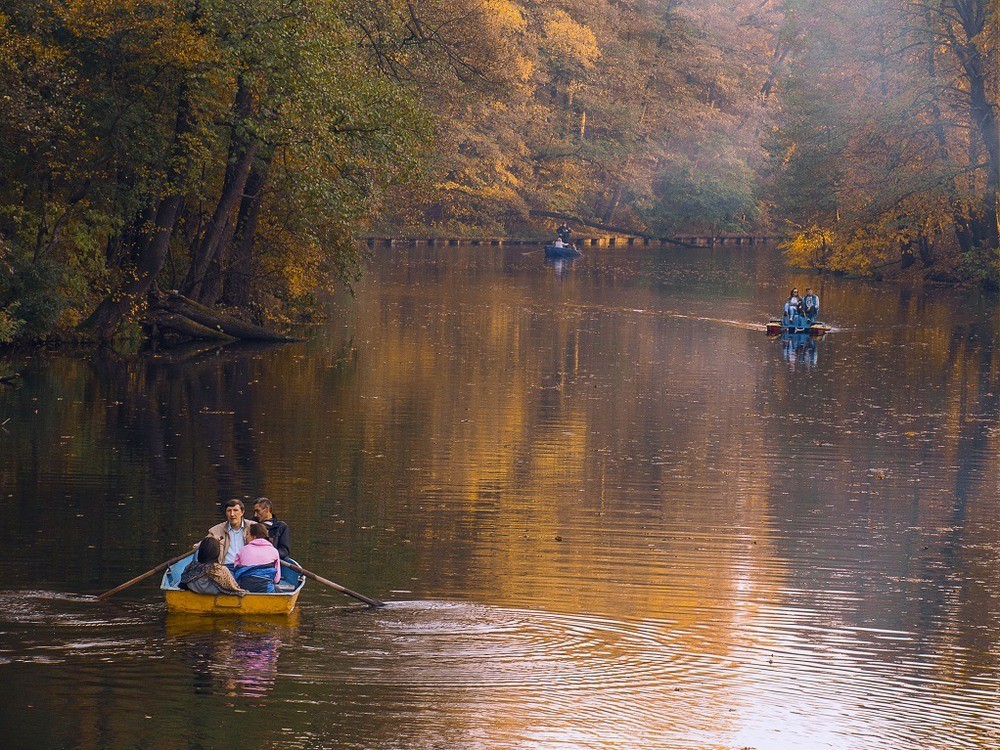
(2, 244, 1000, 749)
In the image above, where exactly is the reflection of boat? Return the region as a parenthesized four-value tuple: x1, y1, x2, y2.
(545, 257, 574, 276)
(779, 331, 819, 367)
(166, 613, 297, 698)
(165, 611, 301, 636)
(160, 553, 305, 614)
(544, 243, 582, 258)
(766, 310, 829, 336)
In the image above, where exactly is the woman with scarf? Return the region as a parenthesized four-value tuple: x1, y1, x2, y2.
(180, 537, 247, 596)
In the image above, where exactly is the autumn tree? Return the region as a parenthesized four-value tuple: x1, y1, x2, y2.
(770, 0, 999, 280)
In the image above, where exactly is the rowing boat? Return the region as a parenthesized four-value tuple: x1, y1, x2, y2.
(544, 243, 582, 258)
(160, 553, 306, 614)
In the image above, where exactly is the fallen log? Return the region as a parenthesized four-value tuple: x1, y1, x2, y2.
(149, 291, 303, 343)
(150, 312, 237, 342)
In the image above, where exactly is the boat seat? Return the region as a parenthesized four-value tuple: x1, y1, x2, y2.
(274, 582, 297, 593)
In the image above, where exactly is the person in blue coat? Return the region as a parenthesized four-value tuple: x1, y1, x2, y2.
(252, 497, 291, 559)
(803, 288, 820, 321)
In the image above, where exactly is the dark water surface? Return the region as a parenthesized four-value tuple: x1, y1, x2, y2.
(2, 245, 1000, 749)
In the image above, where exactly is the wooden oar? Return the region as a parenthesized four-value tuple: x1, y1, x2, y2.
(283, 561, 385, 607)
(96, 549, 192, 601)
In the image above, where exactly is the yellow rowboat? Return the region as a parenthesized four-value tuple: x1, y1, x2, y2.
(160, 553, 305, 615)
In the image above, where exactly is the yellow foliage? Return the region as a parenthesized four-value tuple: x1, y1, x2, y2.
(483, 0, 526, 35)
(543, 10, 600, 70)
(781, 227, 834, 270)
(56, 0, 215, 69)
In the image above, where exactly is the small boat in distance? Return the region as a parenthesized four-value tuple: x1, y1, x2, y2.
(766, 310, 830, 336)
(544, 243, 582, 259)
(160, 552, 306, 615)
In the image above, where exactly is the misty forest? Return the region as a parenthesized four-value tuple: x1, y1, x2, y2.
(0, 0, 997, 344)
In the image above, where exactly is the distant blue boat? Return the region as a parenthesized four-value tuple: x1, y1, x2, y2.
(545, 243, 582, 259)
(766, 310, 829, 336)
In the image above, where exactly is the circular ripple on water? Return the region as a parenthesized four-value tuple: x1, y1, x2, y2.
(292, 600, 723, 694)
(280, 600, 1000, 750)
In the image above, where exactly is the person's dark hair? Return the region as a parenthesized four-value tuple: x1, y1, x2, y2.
(197, 536, 221, 564)
(225, 498, 245, 512)
(253, 497, 272, 511)
(249, 522, 270, 540)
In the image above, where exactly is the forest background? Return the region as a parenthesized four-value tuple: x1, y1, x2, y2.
(0, 0, 996, 344)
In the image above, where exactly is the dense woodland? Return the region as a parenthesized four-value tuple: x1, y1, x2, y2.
(0, 0, 996, 344)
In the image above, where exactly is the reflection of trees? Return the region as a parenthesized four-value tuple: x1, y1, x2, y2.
(0, 340, 359, 585)
(5, 245, 1000, 698)
(335, 248, 784, 637)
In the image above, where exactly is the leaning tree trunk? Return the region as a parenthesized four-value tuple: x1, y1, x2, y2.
(199, 212, 236, 307)
(81, 84, 192, 341)
(182, 78, 258, 303)
(223, 150, 271, 309)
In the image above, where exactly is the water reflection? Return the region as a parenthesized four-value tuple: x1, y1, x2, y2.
(3, 245, 1000, 748)
(166, 614, 297, 698)
(545, 257, 577, 277)
(779, 331, 821, 368)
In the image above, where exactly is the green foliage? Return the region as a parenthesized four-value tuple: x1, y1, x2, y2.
(0, 304, 21, 345)
(3, 0, 993, 343)
(650, 154, 760, 234)
(0, 252, 67, 342)
(959, 245, 1000, 290)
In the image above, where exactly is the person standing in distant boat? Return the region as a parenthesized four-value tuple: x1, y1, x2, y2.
(803, 288, 820, 321)
(252, 497, 291, 559)
(556, 223, 571, 244)
(207, 498, 252, 567)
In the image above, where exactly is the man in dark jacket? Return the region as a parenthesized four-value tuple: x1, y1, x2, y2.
(252, 497, 291, 559)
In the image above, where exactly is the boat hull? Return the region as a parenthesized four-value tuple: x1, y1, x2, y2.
(160, 553, 305, 615)
(766, 317, 829, 336)
(544, 244, 582, 258)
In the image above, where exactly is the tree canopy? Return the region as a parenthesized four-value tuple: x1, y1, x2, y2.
(0, 0, 997, 344)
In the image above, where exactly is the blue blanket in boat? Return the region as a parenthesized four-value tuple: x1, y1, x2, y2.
(233, 563, 278, 593)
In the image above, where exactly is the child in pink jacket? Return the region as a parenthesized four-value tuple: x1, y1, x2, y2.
(233, 523, 281, 591)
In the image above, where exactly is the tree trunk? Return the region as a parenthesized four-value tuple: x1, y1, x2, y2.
(182, 78, 258, 302)
(81, 85, 193, 341)
(150, 291, 301, 342)
(149, 311, 238, 342)
(223, 150, 271, 309)
(601, 183, 623, 226)
(198, 213, 234, 307)
(947, 0, 999, 249)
